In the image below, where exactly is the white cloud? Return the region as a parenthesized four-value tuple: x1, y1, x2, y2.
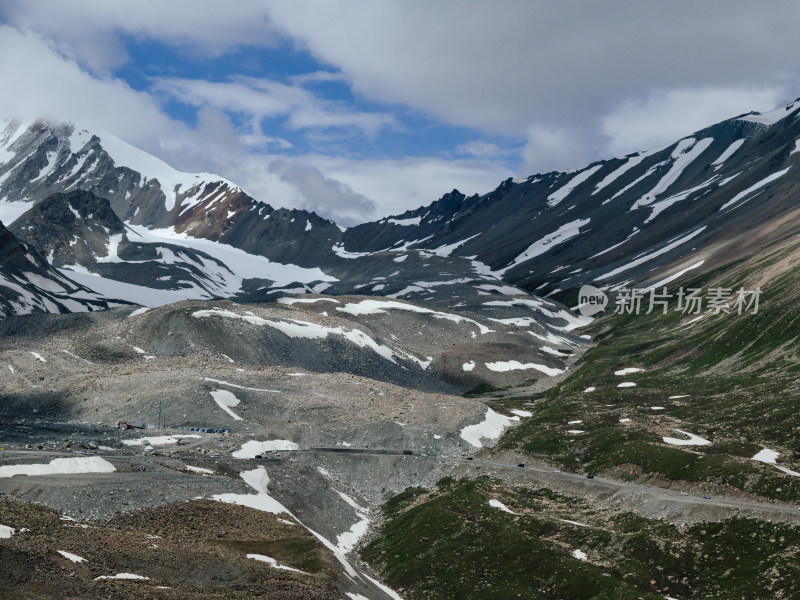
(1, 0, 279, 73)
(153, 76, 396, 137)
(305, 155, 513, 217)
(521, 124, 592, 175)
(268, 160, 376, 226)
(4, 2, 800, 219)
(601, 86, 787, 157)
(0, 25, 187, 150)
(290, 71, 349, 85)
(456, 141, 509, 158)
(0, 25, 500, 223)
(262, 0, 800, 138)
(261, 0, 800, 175)
(189, 150, 510, 224)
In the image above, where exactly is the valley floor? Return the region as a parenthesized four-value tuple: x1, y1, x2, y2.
(2, 417, 800, 599)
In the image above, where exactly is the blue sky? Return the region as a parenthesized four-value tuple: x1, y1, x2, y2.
(119, 38, 504, 162)
(1, 1, 799, 225)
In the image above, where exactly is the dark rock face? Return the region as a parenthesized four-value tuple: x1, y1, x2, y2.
(0, 218, 124, 316)
(9, 189, 273, 298)
(10, 189, 124, 268)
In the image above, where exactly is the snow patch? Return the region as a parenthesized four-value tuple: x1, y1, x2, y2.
(210, 389, 243, 420)
(127, 223, 335, 290)
(560, 519, 589, 527)
(277, 297, 340, 306)
(94, 573, 149, 581)
(485, 361, 564, 376)
(541, 346, 569, 357)
(633, 137, 714, 208)
(662, 430, 711, 446)
(488, 499, 517, 515)
(361, 572, 405, 600)
(596, 227, 707, 281)
(738, 100, 800, 125)
(247, 553, 308, 574)
(57, 551, 86, 563)
(184, 464, 214, 475)
(194, 308, 402, 363)
(499, 218, 590, 274)
(719, 168, 791, 211)
(427, 233, 481, 257)
(592, 149, 659, 196)
(98, 130, 238, 213)
(214, 467, 363, 579)
(460, 408, 515, 448)
(547, 165, 603, 206)
(752, 449, 779, 464)
(332, 243, 372, 259)
(0, 457, 115, 478)
(644, 260, 705, 291)
(96, 233, 124, 263)
(337, 300, 492, 335)
(387, 216, 421, 226)
(712, 139, 745, 169)
(233, 440, 300, 458)
(614, 368, 644, 376)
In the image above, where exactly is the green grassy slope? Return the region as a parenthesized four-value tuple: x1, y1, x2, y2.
(363, 477, 800, 600)
(499, 239, 800, 500)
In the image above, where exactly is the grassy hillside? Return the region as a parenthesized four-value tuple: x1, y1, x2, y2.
(499, 238, 800, 500)
(363, 477, 800, 600)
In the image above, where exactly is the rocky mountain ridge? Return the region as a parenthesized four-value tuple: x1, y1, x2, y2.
(2, 99, 800, 317)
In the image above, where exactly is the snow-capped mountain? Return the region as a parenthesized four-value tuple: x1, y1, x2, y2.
(3, 98, 800, 316)
(0, 118, 527, 309)
(0, 119, 345, 268)
(342, 98, 800, 302)
(8, 189, 293, 306)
